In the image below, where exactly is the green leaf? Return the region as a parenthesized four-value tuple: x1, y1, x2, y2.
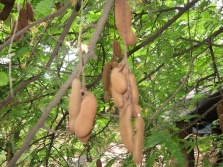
(0, 72, 8, 86)
(105, 158, 117, 167)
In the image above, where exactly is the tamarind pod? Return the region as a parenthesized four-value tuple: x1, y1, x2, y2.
(119, 99, 129, 118)
(0, 0, 15, 6)
(217, 104, 223, 118)
(121, 64, 128, 76)
(133, 116, 144, 164)
(74, 92, 97, 138)
(103, 91, 111, 103)
(111, 87, 124, 108)
(132, 104, 142, 118)
(111, 67, 127, 94)
(26, 2, 34, 22)
(112, 39, 123, 59)
(102, 62, 111, 91)
(78, 134, 90, 143)
(115, 0, 137, 46)
(129, 74, 139, 104)
(119, 105, 134, 152)
(107, 80, 112, 96)
(111, 61, 119, 69)
(69, 78, 82, 133)
(0, 4, 13, 21)
(19, 8, 28, 27)
(96, 159, 102, 167)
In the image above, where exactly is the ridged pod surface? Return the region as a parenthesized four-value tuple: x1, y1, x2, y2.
(217, 103, 223, 118)
(74, 92, 97, 138)
(133, 116, 144, 164)
(111, 67, 127, 94)
(119, 105, 134, 152)
(26, 2, 34, 21)
(69, 78, 82, 133)
(111, 87, 124, 108)
(113, 39, 123, 58)
(115, 0, 136, 46)
(19, 8, 28, 27)
(102, 62, 111, 91)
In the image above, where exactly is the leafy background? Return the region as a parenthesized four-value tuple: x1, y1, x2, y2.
(0, 0, 223, 166)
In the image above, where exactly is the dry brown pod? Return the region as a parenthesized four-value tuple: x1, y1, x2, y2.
(26, 2, 34, 22)
(96, 159, 102, 167)
(132, 104, 142, 118)
(111, 87, 124, 108)
(111, 67, 127, 94)
(102, 62, 111, 91)
(217, 103, 223, 118)
(112, 39, 123, 59)
(19, 8, 28, 27)
(0, 3, 14, 21)
(119, 105, 134, 152)
(104, 91, 111, 103)
(129, 74, 139, 104)
(69, 78, 82, 133)
(133, 116, 144, 164)
(111, 61, 119, 69)
(115, 0, 136, 46)
(74, 92, 97, 138)
(78, 134, 90, 143)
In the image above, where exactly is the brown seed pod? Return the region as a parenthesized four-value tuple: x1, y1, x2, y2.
(111, 56, 118, 63)
(19, 8, 28, 27)
(78, 134, 90, 143)
(115, 0, 137, 46)
(111, 87, 124, 108)
(132, 104, 142, 118)
(102, 62, 111, 91)
(0, 4, 14, 21)
(112, 39, 123, 59)
(121, 64, 128, 76)
(129, 74, 139, 104)
(133, 116, 144, 164)
(104, 91, 111, 103)
(217, 103, 223, 118)
(69, 78, 82, 133)
(220, 114, 223, 133)
(111, 67, 127, 94)
(74, 92, 97, 138)
(0, 0, 15, 6)
(111, 61, 119, 69)
(119, 105, 134, 152)
(96, 159, 102, 167)
(26, 2, 34, 22)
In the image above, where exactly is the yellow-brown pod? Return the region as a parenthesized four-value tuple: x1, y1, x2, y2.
(102, 62, 111, 91)
(113, 39, 123, 59)
(26, 2, 34, 22)
(133, 116, 144, 164)
(129, 74, 139, 104)
(111, 87, 124, 108)
(104, 91, 111, 103)
(19, 8, 28, 27)
(132, 104, 142, 118)
(0, 4, 14, 21)
(121, 64, 128, 76)
(111, 67, 127, 94)
(119, 105, 134, 152)
(111, 61, 119, 69)
(217, 103, 223, 118)
(74, 92, 97, 138)
(96, 159, 102, 167)
(69, 78, 82, 133)
(115, 0, 136, 46)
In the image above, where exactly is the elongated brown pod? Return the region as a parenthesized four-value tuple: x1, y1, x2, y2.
(111, 86, 124, 108)
(102, 62, 111, 91)
(132, 104, 142, 118)
(129, 74, 139, 104)
(0, 4, 14, 21)
(112, 39, 123, 58)
(78, 134, 90, 143)
(19, 8, 28, 27)
(26, 2, 34, 21)
(74, 92, 97, 138)
(111, 67, 127, 94)
(133, 116, 144, 164)
(220, 114, 223, 133)
(119, 105, 134, 152)
(115, 0, 136, 46)
(96, 159, 102, 167)
(69, 78, 82, 133)
(217, 103, 223, 118)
